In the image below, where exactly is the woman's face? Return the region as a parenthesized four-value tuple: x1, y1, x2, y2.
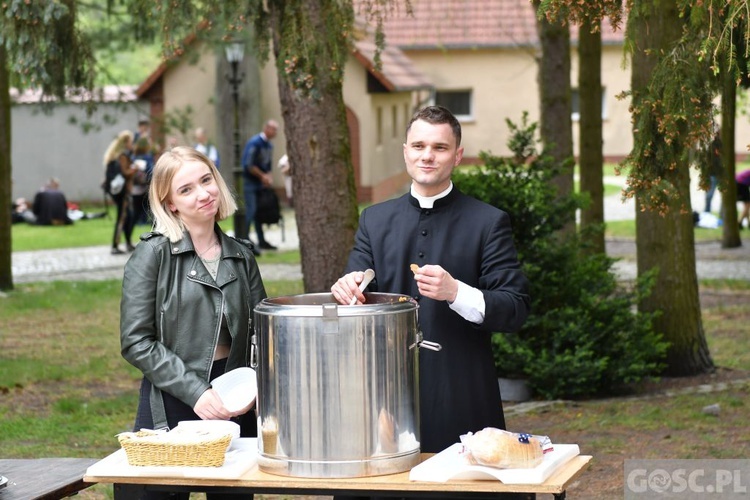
(166, 160, 220, 226)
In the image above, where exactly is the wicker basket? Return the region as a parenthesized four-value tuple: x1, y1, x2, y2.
(118, 429, 232, 467)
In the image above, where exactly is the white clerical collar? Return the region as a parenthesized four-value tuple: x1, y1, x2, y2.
(260, 132, 268, 141)
(411, 182, 453, 208)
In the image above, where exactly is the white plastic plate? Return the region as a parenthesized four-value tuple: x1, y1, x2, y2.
(212, 367, 257, 412)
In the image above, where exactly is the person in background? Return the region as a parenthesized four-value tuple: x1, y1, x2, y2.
(278, 153, 293, 207)
(120, 146, 265, 500)
(737, 169, 750, 230)
(241, 119, 279, 250)
(133, 119, 150, 144)
(331, 106, 530, 478)
(131, 137, 155, 226)
(705, 129, 723, 214)
(12, 196, 36, 224)
(166, 135, 179, 150)
(32, 177, 72, 226)
(194, 127, 220, 168)
(103, 130, 137, 254)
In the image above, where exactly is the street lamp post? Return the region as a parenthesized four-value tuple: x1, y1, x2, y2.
(225, 41, 246, 239)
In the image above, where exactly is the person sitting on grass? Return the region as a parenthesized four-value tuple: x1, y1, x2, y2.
(32, 178, 72, 226)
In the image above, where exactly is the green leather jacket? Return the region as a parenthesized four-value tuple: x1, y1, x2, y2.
(120, 228, 266, 429)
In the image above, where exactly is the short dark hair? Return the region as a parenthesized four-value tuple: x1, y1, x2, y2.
(406, 105, 462, 146)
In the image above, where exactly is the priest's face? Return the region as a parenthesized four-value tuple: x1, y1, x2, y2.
(403, 119, 464, 197)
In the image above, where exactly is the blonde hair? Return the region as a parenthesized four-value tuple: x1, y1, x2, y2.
(149, 146, 237, 242)
(103, 130, 134, 167)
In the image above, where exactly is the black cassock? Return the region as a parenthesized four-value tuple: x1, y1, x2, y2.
(346, 187, 531, 453)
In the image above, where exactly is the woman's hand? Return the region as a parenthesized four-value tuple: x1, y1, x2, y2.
(193, 388, 234, 420)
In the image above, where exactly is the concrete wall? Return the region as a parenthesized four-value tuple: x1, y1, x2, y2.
(11, 100, 145, 203)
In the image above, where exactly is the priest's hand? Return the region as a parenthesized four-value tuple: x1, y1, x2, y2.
(412, 264, 458, 303)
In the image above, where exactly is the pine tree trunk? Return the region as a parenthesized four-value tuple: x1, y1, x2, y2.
(534, 1, 575, 233)
(578, 19, 605, 254)
(630, 0, 714, 376)
(268, 1, 359, 292)
(0, 45, 13, 291)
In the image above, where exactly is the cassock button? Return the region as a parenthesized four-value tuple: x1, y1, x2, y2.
(421, 230, 427, 236)
(418, 252, 425, 258)
(190, 270, 197, 276)
(414, 296, 421, 301)
(424, 210, 431, 215)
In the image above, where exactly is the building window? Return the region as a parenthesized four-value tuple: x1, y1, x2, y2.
(434, 90, 472, 120)
(571, 87, 607, 121)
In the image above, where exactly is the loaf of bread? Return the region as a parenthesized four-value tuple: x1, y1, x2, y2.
(460, 427, 544, 469)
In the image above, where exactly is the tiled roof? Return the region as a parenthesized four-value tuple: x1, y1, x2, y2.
(136, 30, 431, 97)
(363, 0, 624, 49)
(353, 39, 432, 91)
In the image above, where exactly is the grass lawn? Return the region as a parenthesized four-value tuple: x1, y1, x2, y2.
(12, 207, 301, 264)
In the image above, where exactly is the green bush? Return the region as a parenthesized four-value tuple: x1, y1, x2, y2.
(453, 114, 668, 399)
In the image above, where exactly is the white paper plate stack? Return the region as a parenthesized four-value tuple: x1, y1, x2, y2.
(211, 367, 258, 412)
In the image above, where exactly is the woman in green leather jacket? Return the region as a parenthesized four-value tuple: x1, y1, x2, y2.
(120, 147, 266, 495)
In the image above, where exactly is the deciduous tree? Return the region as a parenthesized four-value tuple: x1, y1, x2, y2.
(0, 0, 97, 290)
(578, 16, 605, 254)
(542, 0, 718, 375)
(533, 0, 575, 234)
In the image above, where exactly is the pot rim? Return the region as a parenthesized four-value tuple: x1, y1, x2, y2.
(254, 292, 418, 317)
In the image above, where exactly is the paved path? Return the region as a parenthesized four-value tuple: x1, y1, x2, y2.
(12, 212, 302, 284)
(10, 177, 750, 283)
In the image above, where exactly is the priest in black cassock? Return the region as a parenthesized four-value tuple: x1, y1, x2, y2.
(331, 105, 531, 458)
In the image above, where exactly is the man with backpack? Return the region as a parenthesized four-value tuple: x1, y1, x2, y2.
(241, 119, 279, 250)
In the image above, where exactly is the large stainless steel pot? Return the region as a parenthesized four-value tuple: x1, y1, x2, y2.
(252, 292, 440, 478)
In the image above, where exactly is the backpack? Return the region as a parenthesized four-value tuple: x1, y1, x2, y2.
(256, 188, 281, 225)
(103, 160, 124, 195)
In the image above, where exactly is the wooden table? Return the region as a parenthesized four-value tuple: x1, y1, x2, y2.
(85, 454, 592, 499)
(0, 458, 98, 500)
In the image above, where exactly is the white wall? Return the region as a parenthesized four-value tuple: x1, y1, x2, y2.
(11, 100, 146, 203)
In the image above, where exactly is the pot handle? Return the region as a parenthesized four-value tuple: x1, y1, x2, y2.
(413, 330, 442, 351)
(419, 339, 442, 351)
(250, 334, 258, 369)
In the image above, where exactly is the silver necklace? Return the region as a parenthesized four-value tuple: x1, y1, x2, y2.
(197, 239, 219, 259)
